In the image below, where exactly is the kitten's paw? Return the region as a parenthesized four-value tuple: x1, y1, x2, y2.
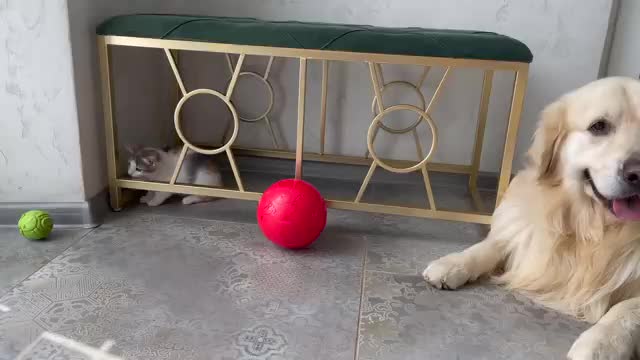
(182, 195, 211, 205)
(422, 254, 471, 290)
(146, 199, 165, 207)
(567, 325, 631, 360)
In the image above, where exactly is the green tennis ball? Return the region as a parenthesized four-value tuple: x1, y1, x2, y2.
(18, 210, 53, 240)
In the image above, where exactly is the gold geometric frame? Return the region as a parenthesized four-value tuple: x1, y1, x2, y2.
(222, 54, 281, 148)
(98, 35, 529, 224)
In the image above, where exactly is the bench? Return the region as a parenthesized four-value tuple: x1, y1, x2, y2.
(97, 14, 532, 224)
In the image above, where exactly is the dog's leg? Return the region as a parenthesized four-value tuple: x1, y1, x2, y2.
(567, 298, 640, 360)
(422, 232, 507, 290)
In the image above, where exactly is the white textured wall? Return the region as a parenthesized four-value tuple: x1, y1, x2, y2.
(607, 0, 640, 77)
(135, 0, 614, 173)
(0, 0, 84, 202)
(1, 0, 617, 203)
(66, 0, 177, 199)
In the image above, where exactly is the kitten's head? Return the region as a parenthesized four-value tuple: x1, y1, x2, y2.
(125, 145, 164, 179)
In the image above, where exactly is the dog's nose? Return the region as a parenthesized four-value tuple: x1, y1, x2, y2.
(622, 157, 640, 186)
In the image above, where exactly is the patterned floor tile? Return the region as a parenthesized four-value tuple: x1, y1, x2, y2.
(366, 235, 476, 276)
(0, 197, 592, 360)
(0, 215, 365, 360)
(14, 335, 91, 360)
(365, 216, 487, 276)
(357, 272, 589, 360)
(0, 228, 91, 297)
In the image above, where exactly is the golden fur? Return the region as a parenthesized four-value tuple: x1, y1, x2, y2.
(424, 77, 640, 359)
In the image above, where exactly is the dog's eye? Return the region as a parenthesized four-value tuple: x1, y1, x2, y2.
(588, 119, 612, 136)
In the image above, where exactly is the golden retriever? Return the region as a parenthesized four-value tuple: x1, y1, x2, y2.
(423, 76, 640, 359)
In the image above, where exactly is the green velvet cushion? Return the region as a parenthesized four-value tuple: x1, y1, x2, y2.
(97, 14, 533, 63)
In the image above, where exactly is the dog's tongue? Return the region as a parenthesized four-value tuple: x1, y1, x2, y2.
(612, 195, 640, 220)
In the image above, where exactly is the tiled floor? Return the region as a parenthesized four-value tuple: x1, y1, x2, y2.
(0, 199, 587, 359)
(0, 228, 91, 297)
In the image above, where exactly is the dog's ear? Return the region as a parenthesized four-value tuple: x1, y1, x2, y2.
(528, 100, 568, 185)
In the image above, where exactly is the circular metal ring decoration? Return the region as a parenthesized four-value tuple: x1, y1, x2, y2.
(367, 104, 438, 174)
(228, 71, 275, 123)
(370, 81, 429, 134)
(174, 88, 239, 155)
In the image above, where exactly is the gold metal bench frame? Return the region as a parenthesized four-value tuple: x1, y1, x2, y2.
(97, 35, 529, 224)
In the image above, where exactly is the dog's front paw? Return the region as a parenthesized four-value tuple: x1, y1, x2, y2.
(422, 254, 471, 290)
(567, 325, 632, 360)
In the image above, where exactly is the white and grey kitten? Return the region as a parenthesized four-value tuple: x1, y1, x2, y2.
(126, 145, 223, 206)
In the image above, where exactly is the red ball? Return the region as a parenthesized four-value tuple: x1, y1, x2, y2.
(257, 179, 327, 249)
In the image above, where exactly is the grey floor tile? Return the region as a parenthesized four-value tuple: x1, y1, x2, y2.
(13, 335, 92, 360)
(366, 234, 478, 276)
(357, 272, 589, 360)
(0, 228, 91, 297)
(0, 215, 365, 360)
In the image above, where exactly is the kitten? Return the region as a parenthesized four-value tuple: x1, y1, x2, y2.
(125, 145, 223, 206)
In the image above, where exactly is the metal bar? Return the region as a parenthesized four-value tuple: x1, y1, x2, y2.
(370, 62, 385, 113)
(365, 62, 385, 159)
(469, 187, 486, 213)
(364, 126, 379, 159)
(264, 115, 279, 148)
(97, 38, 122, 210)
(170, 50, 182, 147)
(164, 48, 187, 96)
(231, 147, 473, 174)
(264, 56, 275, 79)
(320, 60, 329, 155)
(171, 50, 181, 102)
(226, 54, 245, 99)
(413, 126, 435, 210)
(226, 148, 245, 191)
(416, 66, 431, 88)
(425, 66, 451, 115)
(366, 62, 386, 158)
(117, 179, 491, 224)
(355, 162, 377, 203)
(170, 144, 189, 184)
(220, 121, 233, 145)
(327, 200, 491, 224)
(104, 35, 528, 72)
(496, 68, 529, 205)
(375, 63, 385, 88)
(118, 179, 260, 201)
(469, 70, 494, 191)
(421, 166, 437, 210)
(295, 58, 308, 179)
(225, 53, 234, 74)
(412, 128, 424, 159)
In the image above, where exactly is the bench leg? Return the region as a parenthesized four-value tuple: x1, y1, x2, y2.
(98, 37, 122, 211)
(319, 60, 329, 155)
(469, 70, 494, 211)
(496, 67, 529, 206)
(295, 58, 307, 179)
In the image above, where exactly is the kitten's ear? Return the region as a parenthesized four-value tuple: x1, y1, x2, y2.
(125, 144, 141, 155)
(141, 157, 154, 166)
(140, 148, 161, 166)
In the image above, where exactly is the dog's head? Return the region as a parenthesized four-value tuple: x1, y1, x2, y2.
(529, 77, 640, 222)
